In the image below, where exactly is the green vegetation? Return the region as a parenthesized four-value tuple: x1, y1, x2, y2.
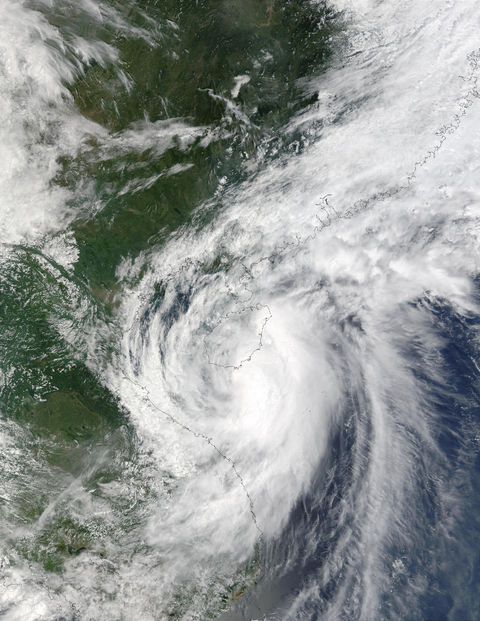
(1, 1, 341, 615)
(55, 0, 342, 291)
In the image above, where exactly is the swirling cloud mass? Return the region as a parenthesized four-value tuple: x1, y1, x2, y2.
(1, 1, 480, 620)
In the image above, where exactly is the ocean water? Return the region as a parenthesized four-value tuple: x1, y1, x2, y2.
(1, 1, 480, 620)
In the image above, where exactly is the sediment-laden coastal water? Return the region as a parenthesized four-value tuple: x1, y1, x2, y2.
(1, 1, 480, 619)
